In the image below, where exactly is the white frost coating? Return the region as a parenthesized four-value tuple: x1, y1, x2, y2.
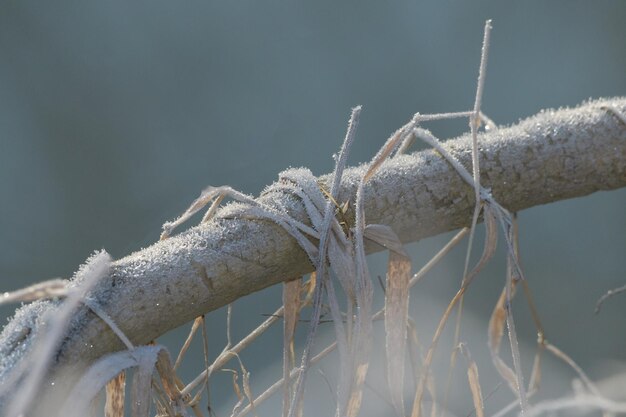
(2, 250, 112, 416)
(0, 251, 111, 390)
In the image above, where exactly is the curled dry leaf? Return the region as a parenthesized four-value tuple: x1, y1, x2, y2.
(459, 344, 484, 417)
(488, 287, 519, 394)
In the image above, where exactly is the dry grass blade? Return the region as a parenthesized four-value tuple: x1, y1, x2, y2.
(174, 316, 210, 410)
(282, 279, 300, 417)
(385, 249, 411, 417)
(132, 347, 165, 417)
(160, 186, 222, 240)
(345, 211, 373, 416)
(233, 342, 337, 417)
(83, 298, 134, 350)
(409, 289, 459, 417)
(446, 25, 494, 410)
(469, 18, 491, 207)
(503, 257, 527, 411)
(410, 211, 498, 417)
(183, 278, 325, 406)
(182, 305, 284, 397)
(160, 185, 242, 240)
(444, 23, 493, 413)
(488, 287, 519, 393)
(152, 380, 176, 417)
(324, 269, 352, 413)
(461, 14, 494, 307)
(228, 356, 258, 417)
(407, 317, 438, 417)
(363, 124, 409, 183)
(199, 316, 212, 414)
(162, 184, 324, 269)
(415, 117, 518, 417)
(595, 283, 626, 314)
(345, 360, 370, 417)
(59, 346, 165, 417)
(518, 280, 545, 398)
(105, 371, 126, 417)
(465, 18, 493, 282)
(175, 316, 204, 371)
(466, 206, 499, 286)
(410, 229, 468, 287)
(228, 369, 246, 416)
(155, 349, 184, 406)
(241, 367, 257, 417)
(524, 344, 544, 405)
(0, 278, 68, 306)
(471, 19, 492, 147)
(487, 214, 528, 412)
(490, 261, 545, 417)
(340, 97, 438, 417)
(543, 342, 601, 397)
(459, 344, 484, 417)
(395, 111, 475, 156)
(288, 106, 360, 417)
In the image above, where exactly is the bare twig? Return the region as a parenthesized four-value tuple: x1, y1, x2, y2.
(595, 283, 626, 314)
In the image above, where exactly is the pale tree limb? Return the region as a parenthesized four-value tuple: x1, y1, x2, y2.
(0, 97, 625, 411)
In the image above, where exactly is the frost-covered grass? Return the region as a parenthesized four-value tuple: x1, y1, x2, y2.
(1, 21, 626, 417)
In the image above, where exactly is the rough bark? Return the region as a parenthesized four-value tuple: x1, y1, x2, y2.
(0, 97, 625, 403)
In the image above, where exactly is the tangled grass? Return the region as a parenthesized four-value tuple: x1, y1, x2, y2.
(1, 21, 625, 417)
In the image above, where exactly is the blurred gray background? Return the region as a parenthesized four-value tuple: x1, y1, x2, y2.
(1, 1, 625, 416)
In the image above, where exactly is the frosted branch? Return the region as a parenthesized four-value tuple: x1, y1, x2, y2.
(0, 97, 625, 411)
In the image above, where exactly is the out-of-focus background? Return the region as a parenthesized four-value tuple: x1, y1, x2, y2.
(1, 1, 625, 416)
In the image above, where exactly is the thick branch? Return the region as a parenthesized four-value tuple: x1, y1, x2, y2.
(0, 97, 625, 392)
